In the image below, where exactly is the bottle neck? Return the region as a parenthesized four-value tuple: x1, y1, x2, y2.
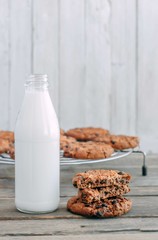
(25, 74, 49, 91)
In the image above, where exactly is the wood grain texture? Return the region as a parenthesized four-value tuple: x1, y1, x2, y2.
(0, 0, 157, 152)
(110, 0, 137, 135)
(1, 234, 158, 240)
(9, 0, 32, 130)
(0, 218, 140, 235)
(33, 0, 59, 113)
(0, 154, 158, 237)
(0, 218, 153, 235)
(59, 0, 85, 129)
(137, 0, 158, 152)
(0, 196, 158, 220)
(84, 0, 111, 128)
(0, 152, 158, 220)
(0, 0, 9, 129)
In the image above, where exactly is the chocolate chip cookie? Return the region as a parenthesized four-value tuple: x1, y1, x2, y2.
(0, 131, 14, 143)
(65, 127, 109, 141)
(72, 170, 131, 189)
(60, 135, 76, 150)
(67, 196, 132, 218)
(93, 135, 139, 150)
(0, 138, 11, 154)
(78, 185, 130, 203)
(63, 142, 114, 159)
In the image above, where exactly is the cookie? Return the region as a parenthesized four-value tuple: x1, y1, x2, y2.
(63, 142, 114, 159)
(67, 196, 132, 218)
(8, 142, 15, 159)
(0, 131, 14, 143)
(78, 185, 130, 203)
(60, 129, 65, 136)
(72, 169, 131, 189)
(93, 135, 139, 150)
(60, 135, 76, 150)
(0, 138, 11, 154)
(110, 135, 139, 150)
(65, 127, 109, 141)
(92, 135, 111, 144)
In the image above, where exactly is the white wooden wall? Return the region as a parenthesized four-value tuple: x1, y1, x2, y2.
(0, 0, 157, 153)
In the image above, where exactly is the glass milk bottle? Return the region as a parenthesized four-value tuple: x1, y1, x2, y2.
(15, 74, 60, 213)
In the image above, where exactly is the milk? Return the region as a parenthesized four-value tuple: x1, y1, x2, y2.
(15, 76, 60, 213)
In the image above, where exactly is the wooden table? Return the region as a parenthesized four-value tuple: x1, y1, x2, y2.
(0, 153, 158, 240)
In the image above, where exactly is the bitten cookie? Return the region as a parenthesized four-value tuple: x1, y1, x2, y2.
(67, 196, 132, 218)
(65, 127, 109, 141)
(63, 142, 114, 159)
(78, 185, 130, 203)
(72, 170, 131, 189)
(60, 135, 76, 150)
(93, 135, 139, 150)
(0, 131, 14, 143)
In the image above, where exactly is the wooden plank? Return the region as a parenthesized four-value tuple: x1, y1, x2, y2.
(0, 0, 9, 129)
(9, 0, 32, 130)
(0, 189, 14, 198)
(0, 196, 158, 220)
(1, 234, 158, 240)
(33, 0, 59, 113)
(137, 0, 158, 153)
(110, 0, 137, 135)
(0, 164, 15, 179)
(0, 179, 14, 189)
(1, 219, 158, 236)
(0, 218, 141, 235)
(59, 0, 85, 129)
(0, 233, 158, 240)
(84, 0, 111, 128)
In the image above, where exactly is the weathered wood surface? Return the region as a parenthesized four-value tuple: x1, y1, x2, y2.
(137, 0, 158, 152)
(0, 0, 10, 129)
(1, 218, 158, 235)
(1, 234, 158, 240)
(0, 153, 158, 238)
(0, 196, 158, 220)
(84, 0, 111, 128)
(9, 0, 32, 130)
(1, 0, 158, 152)
(59, 0, 85, 129)
(110, 0, 136, 135)
(33, 0, 59, 113)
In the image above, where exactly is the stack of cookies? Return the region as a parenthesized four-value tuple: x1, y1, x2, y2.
(67, 169, 132, 218)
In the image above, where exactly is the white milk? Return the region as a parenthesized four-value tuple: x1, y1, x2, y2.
(15, 75, 60, 213)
